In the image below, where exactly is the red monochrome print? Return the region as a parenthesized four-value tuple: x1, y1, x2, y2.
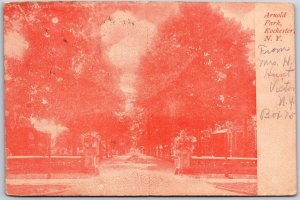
(4, 2, 256, 196)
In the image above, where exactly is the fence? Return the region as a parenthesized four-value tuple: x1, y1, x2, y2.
(7, 155, 84, 173)
(189, 156, 257, 175)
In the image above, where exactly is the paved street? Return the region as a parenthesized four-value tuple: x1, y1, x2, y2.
(6, 154, 256, 196)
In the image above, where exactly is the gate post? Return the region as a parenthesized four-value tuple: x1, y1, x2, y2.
(81, 132, 100, 174)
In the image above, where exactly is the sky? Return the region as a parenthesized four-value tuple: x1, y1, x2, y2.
(99, 4, 179, 114)
(211, 2, 255, 30)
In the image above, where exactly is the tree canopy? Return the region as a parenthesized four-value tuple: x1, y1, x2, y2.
(136, 3, 255, 147)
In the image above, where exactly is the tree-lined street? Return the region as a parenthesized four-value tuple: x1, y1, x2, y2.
(5, 2, 257, 196)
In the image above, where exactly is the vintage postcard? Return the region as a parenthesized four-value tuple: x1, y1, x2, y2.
(4, 1, 296, 196)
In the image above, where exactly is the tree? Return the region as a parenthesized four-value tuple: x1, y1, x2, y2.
(4, 2, 126, 155)
(135, 3, 255, 152)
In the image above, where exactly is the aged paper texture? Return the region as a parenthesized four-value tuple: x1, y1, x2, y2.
(255, 3, 296, 195)
(4, 1, 296, 196)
